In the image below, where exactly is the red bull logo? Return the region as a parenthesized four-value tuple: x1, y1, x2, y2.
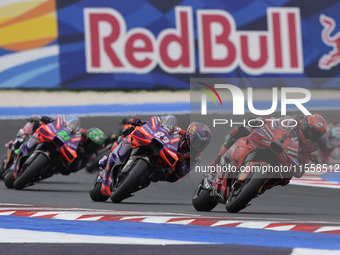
(84, 7, 303, 75)
(319, 14, 340, 70)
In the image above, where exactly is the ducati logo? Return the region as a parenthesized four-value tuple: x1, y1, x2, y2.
(319, 14, 340, 70)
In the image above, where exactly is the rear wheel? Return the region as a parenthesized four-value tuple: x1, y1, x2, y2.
(13, 154, 49, 190)
(192, 183, 218, 212)
(225, 171, 267, 213)
(110, 159, 149, 203)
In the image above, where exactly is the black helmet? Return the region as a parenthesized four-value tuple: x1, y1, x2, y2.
(300, 114, 327, 144)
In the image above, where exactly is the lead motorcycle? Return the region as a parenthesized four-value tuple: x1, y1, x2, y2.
(4, 117, 103, 190)
(192, 120, 300, 213)
(90, 116, 180, 203)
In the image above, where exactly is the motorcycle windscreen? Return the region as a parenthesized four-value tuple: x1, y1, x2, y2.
(160, 115, 177, 127)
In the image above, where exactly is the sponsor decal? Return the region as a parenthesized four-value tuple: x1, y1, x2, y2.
(286, 149, 298, 157)
(84, 7, 303, 74)
(261, 126, 274, 140)
(319, 14, 340, 70)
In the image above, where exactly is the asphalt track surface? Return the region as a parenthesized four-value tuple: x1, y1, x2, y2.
(1, 112, 340, 254)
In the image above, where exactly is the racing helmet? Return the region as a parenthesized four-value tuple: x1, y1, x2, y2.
(84, 128, 105, 152)
(299, 114, 327, 144)
(187, 122, 211, 153)
(64, 115, 81, 133)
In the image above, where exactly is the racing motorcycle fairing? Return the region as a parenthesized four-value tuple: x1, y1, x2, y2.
(13, 117, 81, 180)
(36, 117, 81, 162)
(128, 117, 179, 167)
(220, 121, 300, 199)
(101, 116, 180, 197)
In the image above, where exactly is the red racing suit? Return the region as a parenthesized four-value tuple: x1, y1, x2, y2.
(209, 117, 319, 187)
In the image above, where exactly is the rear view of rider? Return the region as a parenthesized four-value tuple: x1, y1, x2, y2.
(61, 116, 105, 174)
(97, 115, 212, 197)
(209, 113, 327, 187)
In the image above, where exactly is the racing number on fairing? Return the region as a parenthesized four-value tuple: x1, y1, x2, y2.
(57, 130, 70, 141)
(154, 131, 169, 144)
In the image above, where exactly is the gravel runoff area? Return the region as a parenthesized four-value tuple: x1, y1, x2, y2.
(0, 89, 339, 107)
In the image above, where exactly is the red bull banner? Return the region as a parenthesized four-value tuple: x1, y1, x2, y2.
(0, 0, 340, 89)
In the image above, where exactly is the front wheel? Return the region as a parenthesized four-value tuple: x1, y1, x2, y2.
(192, 183, 218, 212)
(225, 171, 268, 213)
(110, 159, 149, 203)
(1, 154, 13, 180)
(4, 171, 15, 189)
(89, 172, 109, 202)
(13, 153, 49, 190)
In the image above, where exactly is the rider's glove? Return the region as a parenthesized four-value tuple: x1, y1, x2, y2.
(40, 116, 53, 124)
(128, 117, 142, 126)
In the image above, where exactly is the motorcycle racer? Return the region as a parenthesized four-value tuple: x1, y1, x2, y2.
(0, 115, 51, 179)
(208, 114, 327, 188)
(97, 115, 212, 197)
(2, 115, 105, 180)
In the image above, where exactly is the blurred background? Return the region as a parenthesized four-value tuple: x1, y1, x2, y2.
(1, 0, 340, 91)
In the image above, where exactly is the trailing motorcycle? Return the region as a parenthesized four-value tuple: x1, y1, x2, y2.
(90, 116, 180, 203)
(0, 119, 38, 180)
(4, 117, 104, 190)
(192, 121, 300, 213)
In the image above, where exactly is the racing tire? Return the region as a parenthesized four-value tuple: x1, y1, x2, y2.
(89, 181, 109, 202)
(13, 153, 49, 190)
(4, 171, 15, 189)
(225, 171, 268, 213)
(192, 184, 218, 212)
(110, 159, 149, 203)
(0, 158, 5, 180)
(1, 168, 10, 181)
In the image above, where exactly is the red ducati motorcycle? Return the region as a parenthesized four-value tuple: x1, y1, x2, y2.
(193, 121, 300, 213)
